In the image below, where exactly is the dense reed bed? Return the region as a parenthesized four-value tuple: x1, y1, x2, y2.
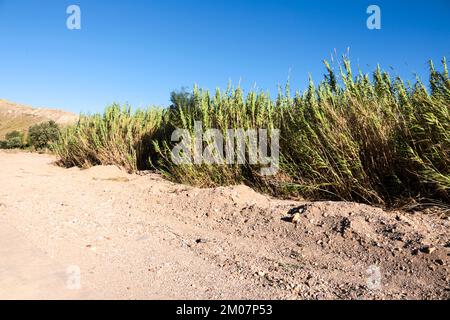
(54, 59, 449, 206)
(54, 104, 163, 172)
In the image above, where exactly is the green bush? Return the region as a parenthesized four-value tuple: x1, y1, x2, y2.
(5, 136, 24, 149)
(1, 130, 25, 149)
(5, 130, 23, 140)
(28, 121, 60, 150)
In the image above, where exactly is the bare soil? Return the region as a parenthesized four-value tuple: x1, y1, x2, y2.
(0, 151, 449, 300)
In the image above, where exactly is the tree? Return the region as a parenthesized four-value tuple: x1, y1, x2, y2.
(28, 121, 60, 150)
(170, 87, 193, 111)
(168, 88, 196, 128)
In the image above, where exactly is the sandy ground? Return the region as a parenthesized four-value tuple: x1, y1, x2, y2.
(0, 151, 449, 300)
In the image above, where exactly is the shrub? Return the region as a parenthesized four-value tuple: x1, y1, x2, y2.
(5, 137, 24, 149)
(1, 130, 25, 149)
(5, 130, 23, 140)
(28, 121, 60, 150)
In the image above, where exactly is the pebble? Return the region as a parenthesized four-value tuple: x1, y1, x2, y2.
(420, 246, 436, 254)
(435, 259, 444, 266)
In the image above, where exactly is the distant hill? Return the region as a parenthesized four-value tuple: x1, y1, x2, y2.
(0, 99, 78, 139)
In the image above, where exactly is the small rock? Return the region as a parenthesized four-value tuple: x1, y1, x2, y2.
(338, 218, 351, 235)
(292, 213, 301, 228)
(435, 259, 445, 266)
(288, 205, 307, 216)
(420, 246, 436, 254)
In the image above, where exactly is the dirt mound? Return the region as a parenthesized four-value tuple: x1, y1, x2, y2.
(158, 186, 449, 299)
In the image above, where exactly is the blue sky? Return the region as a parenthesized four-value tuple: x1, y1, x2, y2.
(0, 0, 449, 113)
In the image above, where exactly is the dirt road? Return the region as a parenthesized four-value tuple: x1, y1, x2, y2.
(0, 151, 448, 299)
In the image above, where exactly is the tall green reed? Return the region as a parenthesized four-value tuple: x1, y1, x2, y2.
(54, 59, 450, 206)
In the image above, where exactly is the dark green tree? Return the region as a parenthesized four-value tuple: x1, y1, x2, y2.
(28, 121, 60, 150)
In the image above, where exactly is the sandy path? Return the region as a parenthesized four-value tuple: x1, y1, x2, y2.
(0, 221, 91, 299)
(0, 151, 448, 299)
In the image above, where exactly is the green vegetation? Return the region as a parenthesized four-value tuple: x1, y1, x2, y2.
(0, 121, 61, 151)
(53, 59, 450, 206)
(28, 121, 60, 150)
(0, 130, 25, 149)
(54, 104, 163, 172)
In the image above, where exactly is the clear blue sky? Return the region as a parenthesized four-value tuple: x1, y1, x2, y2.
(0, 0, 449, 113)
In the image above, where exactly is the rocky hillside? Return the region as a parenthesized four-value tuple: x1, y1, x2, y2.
(0, 99, 78, 138)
